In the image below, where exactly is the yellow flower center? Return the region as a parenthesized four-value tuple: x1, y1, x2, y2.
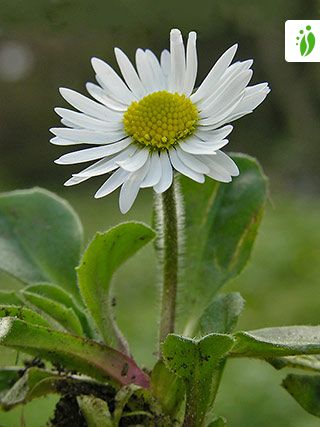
(123, 91, 199, 150)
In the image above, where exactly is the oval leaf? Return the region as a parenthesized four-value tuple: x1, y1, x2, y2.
(0, 291, 23, 306)
(0, 317, 150, 388)
(282, 374, 320, 418)
(198, 292, 245, 336)
(163, 333, 234, 426)
(232, 326, 320, 357)
(77, 222, 156, 352)
(269, 355, 320, 373)
(0, 188, 83, 296)
(77, 395, 112, 427)
(180, 154, 267, 332)
(0, 305, 50, 328)
(21, 290, 83, 335)
(24, 283, 94, 337)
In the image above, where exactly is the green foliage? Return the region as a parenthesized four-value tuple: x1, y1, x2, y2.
(0, 305, 50, 328)
(77, 395, 113, 427)
(0, 188, 83, 297)
(180, 154, 267, 332)
(208, 417, 227, 426)
(0, 317, 149, 387)
(163, 333, 234, 426)
(232, 326, 320, 358)
(77, 222, 155, 352)
(151, 361, 185, 418)
(1, 367, 64, 410)
(113, 384, 141, 426)
(21, 289, 83, 335)
(198, 292, 245, 335)
(23, 283, 94, 337)
(269, 355, 320, 373)
(282, 374, 320, 418)
(0, 291, 23, 306)
(0, 368, 21, 396)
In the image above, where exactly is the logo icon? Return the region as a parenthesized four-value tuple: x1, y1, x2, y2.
(285, 20, 320, 62)
(296, 25, 315, 56)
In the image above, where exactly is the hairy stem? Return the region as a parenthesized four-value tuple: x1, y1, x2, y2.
(158, 180, 179, 351)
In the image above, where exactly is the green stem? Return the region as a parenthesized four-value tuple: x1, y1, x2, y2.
(158, 180, 179, 350)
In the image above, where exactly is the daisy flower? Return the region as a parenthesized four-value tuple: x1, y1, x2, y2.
(51, 29, 270, 213)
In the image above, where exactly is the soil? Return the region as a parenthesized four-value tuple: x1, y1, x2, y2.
(51, 395, 87, 427)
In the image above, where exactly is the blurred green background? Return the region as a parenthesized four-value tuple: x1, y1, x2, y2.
(1, 0, 320, 426)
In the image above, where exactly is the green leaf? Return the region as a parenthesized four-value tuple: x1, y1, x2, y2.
(0, 317, 150, 388)
(1, 367, 60, 410)
(21, 290, 83, 335)
(0, 305, 50, 328)
(151, 360, 185, 418)
(269, 355, 320, 373)
(77, 222, 156, 352)
(282, 374, 320, 418)
(0, 368, 21, 395)
(163, 333, 234, 426)
(232, 326, 320, 357)
(180, 154, 267, 332)
(23, 283, 94, 337)
(77, 395, 112, 427)
(198, 292, 245, 335)
(0, 291, 23, 306)
(208, 416, 227, 426)
(0, 367, 113, 411)
(0, 188, 83, 296)
(113, 384, 141, 426)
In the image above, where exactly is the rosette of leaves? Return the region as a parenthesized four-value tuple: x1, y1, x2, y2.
(0, 154, 320, 426)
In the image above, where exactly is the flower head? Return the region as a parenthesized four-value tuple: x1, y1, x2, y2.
(51, 29, 270, 213)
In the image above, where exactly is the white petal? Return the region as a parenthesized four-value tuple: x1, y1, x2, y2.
(211, 151, 239, 176)
(195, 124, 233, 142)
(114, 48, 146, 98)
(153, 151, 173, 193)
(64, 175, 90, 186)
(203, 86, 270, 129)
(200, 155, 233, 182)
(91, 57, 136, 104)
(141, 151, 162, 187)
(55, 108, 122, 132)
(50, 128, 126, 144)
(85, 83, 127, 112)
(223, 59, 253, 79)
(95, 168, 128, 199)
(198, 60, 251, 110)
(232, 86, 270, 114)
(135, 49, 157, 93)
(203, 111, 252, 130)
(175, 146, 210, 174)
(183, 31, 198, 96)
(117, 148, 149, 172)
(61, 119, 81, 128)
(245, 82, 269, 95)
(191, 44, 238, 103)
(72, 146, 137, 178)
(59, 88, 115, 121)
(55, 138, 131, 164)
(145, 49, 166, 90)
(119, 162, 149, 213)
(50, 137, 83, 146)
(169, 149, 204, 183)
(169, 29, 185, 93)
(160, 49, 171, 88)
(179, 136, 229, 154)
(199, 70, 253, 121)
